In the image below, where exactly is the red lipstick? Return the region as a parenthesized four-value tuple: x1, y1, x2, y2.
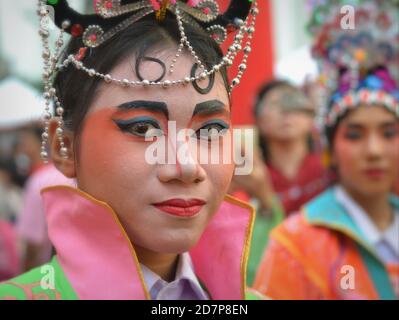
(152, 199, 206, 217)
(364, 168, 385, 179)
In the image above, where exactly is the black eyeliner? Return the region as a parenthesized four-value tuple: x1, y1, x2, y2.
(200, 119, 230, 129)
(113, 116, 160, 130)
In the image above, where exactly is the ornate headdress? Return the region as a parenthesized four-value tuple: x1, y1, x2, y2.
(37, 0, 259, 161)
(307, 0, 399, 130)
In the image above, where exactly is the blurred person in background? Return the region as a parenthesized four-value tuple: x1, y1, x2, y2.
(13, 125, 76, 271)
(231, 80, 331, 285)
(254, 68, 399, 299)
(253, 0, 399, 300)
(0, 158, 22, 223)
(0, 221, 20, 281)
(229, 138, 284, 286)
(0, 159, 21, 281)
(14, 125, 46, 183)
(0, 105, 75, 272)
(17, 163, 75, 272)
(252, 80, 330, 215)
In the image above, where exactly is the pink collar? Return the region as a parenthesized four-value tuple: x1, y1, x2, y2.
(41, 186, 255, 300)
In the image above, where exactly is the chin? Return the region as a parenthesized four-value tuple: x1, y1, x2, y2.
(356, 184, 393, 197)
(276, 133, 298, 141)
(149, 234, 201, 254)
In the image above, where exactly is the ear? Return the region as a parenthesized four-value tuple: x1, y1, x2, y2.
(49, 119, 76, 178)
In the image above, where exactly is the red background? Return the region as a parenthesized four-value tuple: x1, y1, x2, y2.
(220, 0, 275, 125)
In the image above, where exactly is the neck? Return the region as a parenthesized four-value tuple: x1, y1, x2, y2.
(342, 185, 393, 231)
(134, 245, 179, 282)
(267, 138, 308, 180)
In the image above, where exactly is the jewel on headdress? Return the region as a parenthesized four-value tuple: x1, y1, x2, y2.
(75, 47, 88, 61)
(94, 0, 115, 13)
(182, 0, 219, 22)
(71, 24, 84, 37)
(82, 25, 104, 47)
(95, 0, 150, 18)
(356, 9, 370, 26)
(155, 0, 170, 22)
(187, 0, 200, 6)
(376, 11, 391, 30)
(353, 48, 366, 64)
(359, 89, 370, 103)
(206, 25, 227, 44)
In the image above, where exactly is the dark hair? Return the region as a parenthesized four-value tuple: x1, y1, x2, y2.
(54, 14, 229, 138)
(252, 79, 291, 118)
(253, 79, 315, 161)
(325, 114, 346, 150)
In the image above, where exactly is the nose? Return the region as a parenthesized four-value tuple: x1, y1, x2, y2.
(157, 136, 206, 184)
(365, 132, 384, 159)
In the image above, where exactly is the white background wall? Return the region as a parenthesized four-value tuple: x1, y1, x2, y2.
(271, 0, 312, 61)
(271, 0, 318, 85)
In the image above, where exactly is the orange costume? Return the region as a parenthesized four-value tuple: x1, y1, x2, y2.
(254, 187, 399, 300)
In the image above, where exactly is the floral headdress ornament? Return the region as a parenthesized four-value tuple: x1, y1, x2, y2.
(307, 0, 399, 129)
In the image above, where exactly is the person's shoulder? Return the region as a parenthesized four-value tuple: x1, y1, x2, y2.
(271, 212, 308, 235)
(271, 209, 333, 247)
(0, 257, 75, 300)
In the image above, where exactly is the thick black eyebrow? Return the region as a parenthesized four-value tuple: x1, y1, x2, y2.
(345, 121, 398, 129)
(380, 121, 398, 128)
(345, 123, 364, 129)
(117, 100, 168, 119)
(192, 100, 228, 117)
